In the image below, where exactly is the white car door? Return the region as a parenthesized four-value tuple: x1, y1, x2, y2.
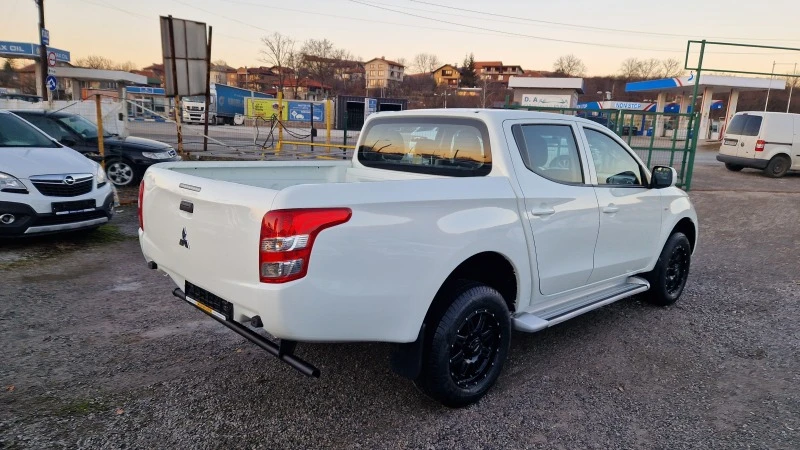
(579, 126, 662, 284)
(506, 119, 599, 297)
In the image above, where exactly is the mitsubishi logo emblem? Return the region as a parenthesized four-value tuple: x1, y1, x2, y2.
(63, 176, 75, 185)
(179, 227, 190, 249)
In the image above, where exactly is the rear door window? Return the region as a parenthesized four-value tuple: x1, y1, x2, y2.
(512, 124, 584, 184)
(727, 115, 762, 136)
(358, 117, 491, 176)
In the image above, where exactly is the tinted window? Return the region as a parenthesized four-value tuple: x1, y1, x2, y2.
(726, 114, 762, 137)
(584, 128, 644, 186)
(0, 113, 60, 148)
(512, 124, 584, 184)
(358, 117, 491, 177)
(18, 115, 72, 141)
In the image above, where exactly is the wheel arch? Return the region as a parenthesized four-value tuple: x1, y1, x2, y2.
(671, 217, 697, 253)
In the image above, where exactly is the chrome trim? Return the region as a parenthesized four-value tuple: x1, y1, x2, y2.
(30, 173, 93, 184)
(179, 183, 202, 192)
(24, 217, 108, 234)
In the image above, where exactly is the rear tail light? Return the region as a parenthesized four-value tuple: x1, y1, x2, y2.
(259, 208, 352, 283)
(755, 139, 765, 152)
(137, 179, 144, 230)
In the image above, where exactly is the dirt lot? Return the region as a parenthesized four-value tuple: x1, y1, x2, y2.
(1, 163, 799, 449)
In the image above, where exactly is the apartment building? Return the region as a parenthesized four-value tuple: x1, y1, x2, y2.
(364, 57, 405, 92)
(474, 61, 524, 84)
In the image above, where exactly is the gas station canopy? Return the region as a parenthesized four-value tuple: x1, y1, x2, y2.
(626, 74, 785, 95)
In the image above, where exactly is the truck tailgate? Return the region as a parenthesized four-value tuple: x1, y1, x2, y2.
(139, 167, 276, 300)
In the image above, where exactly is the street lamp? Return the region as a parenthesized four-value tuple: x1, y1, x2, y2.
(764, 61, 798, 112)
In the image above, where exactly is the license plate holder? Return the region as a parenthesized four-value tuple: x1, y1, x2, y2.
(184, 281, 234, 321)
(51, 199, 96, 215)
(724, 138, 738, 146)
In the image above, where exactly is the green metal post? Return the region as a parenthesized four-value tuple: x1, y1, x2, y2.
(343, 111, 348, 148)
(646, 112, 656, 167)
(684, 40, 706, 191)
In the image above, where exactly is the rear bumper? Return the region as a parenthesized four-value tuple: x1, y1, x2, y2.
(0, 193, 114, 236)
(716, 154, 769, 169)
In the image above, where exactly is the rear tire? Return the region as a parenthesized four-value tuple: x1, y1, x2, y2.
(724, 163, 744, 172)
(643, 233, 691, 306)
(764, 155, 791, 178)
(414, 282, 511, 407)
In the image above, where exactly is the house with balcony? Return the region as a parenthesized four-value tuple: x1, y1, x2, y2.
(364, 57, 405, 94)
(474, 61, 524, 84)
(433, 64, 461, 87)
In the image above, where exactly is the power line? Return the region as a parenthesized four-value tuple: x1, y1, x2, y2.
(348, 0, 682, 53)
(409, 0, 800, 43)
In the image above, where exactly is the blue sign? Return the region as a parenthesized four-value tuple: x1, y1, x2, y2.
(287, 101, 325, 123)
(368, 98, 377, 110)
(45, 75, 57, 91)
(127, 86, 166, 95)
(0, 41, 70, 62)
(41, 29, 49, 46)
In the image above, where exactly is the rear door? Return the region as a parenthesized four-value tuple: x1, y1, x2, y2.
(579, 126, 662, 283)
(506, 119, 599, 297)
(731, 114, 763, 159)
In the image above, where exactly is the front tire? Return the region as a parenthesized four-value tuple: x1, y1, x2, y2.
(105, 159, 138, 187)
(643, 232, 691, 306)
(415, 282, 511, 407)
(764, 155, 791, 178)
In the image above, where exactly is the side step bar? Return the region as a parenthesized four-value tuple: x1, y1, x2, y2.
(513, 278, 650, 333)
(172, 288, 320, 378)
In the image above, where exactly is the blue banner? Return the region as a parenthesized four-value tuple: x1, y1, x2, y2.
(0, 41, 70, 62)
(287, 101, 325, 123)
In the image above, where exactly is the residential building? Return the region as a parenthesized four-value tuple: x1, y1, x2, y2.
(210, 64, 237, 85)
(433, 64, 461, 87)
(141, 63, 166, 86)
(364, 57, 405, 94)
(269, 78, 331, 101)
(235, 66, 277, 92)
(474, 61, 524, 84)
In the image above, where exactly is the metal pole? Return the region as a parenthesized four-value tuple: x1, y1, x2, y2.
(95, 94, 105, 170)
(765, 61, 775, 112)
(37, 0, 48, 102)
(310, 102, 315, 150)
(276, 91, 283, 152)
(788, 63, 797, 113)
(203, 26, 212, 152)
(685, 40, 705, 191)
(167, 16, 184, 155)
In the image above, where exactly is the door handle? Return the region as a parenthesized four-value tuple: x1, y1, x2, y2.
(603, 205, 620, 214)
(530, 207, 556, 216)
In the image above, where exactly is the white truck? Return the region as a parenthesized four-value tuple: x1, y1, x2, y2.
(139, 109, 698, 407)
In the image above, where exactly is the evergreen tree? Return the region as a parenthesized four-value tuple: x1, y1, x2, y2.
(460, 53, 477, 88)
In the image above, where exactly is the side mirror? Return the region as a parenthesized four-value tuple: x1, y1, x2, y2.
(650, 166, 677, 189)
(59, 137, 77, 147)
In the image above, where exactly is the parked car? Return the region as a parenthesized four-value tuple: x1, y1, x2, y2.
(717, 111, 800, 177)
(0, 110, 114, 236)
(11, 110, 181, 187)
(138, 109, 698, 407)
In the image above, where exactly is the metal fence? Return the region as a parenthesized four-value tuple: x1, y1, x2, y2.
(504, 106, 699, 189)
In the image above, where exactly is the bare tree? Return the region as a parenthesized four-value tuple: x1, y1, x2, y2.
(395, 57, 408, 69)
(260, 32, 296, 96)
(115, 61, 138, 72)
(302, 38, 343, 93)
(412, 53, 441, 74)
(638, 58, 661, 79)
(619, 58, 642, 79)
(660, 58, 684, 78)
(75, 55, 116, 70)
(553, 54, 587, 77)
(212, 59, 229, 67)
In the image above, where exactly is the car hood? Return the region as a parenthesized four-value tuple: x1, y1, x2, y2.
(0, 146, 98, 179)
(106, 135, 171, 151)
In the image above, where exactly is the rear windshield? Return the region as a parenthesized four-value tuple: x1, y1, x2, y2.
(726, 114, 762, 137)
(357, 117, 492, 177)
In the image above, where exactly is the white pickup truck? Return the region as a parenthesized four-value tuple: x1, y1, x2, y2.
(139, 109, 698, 407)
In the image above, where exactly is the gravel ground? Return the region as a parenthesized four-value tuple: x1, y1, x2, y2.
(1, 163, 798, 449)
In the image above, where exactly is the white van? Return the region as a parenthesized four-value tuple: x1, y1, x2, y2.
(717, 111, 800, 178)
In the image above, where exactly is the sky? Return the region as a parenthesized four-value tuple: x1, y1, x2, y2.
(3, 0, 800, 77)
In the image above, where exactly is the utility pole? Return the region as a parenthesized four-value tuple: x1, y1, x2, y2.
(788, 63, 797, 113)
(37, 0, 48, 102)
(765, 61, 776, 112)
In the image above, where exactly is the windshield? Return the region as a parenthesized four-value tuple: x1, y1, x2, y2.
(357, 117, 492, 177)
(56, 115, 112, 139)
(0, 113, 61, 148)
(185, 96, 205, 103)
